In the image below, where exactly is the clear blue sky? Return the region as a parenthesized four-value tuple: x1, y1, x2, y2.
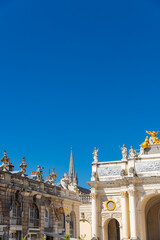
(0, 0, 160, 188)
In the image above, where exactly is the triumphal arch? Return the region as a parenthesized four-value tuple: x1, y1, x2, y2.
(80, 131, 160, 240)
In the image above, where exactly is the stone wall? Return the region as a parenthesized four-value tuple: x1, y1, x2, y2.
(0, 170, 80, 239)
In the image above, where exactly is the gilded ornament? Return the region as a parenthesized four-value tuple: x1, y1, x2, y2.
(141, 136, 150, 149)
(146, 131, 160, 144)
(141, 131, 160, 150)
(106, 200, 116, 211)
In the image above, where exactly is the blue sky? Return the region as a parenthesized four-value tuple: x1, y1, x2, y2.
(0, 0, 160, 188)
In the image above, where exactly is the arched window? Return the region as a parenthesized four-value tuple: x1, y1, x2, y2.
(58, 213, 65, 234)
(10, 201, 21, 225)
(70, 211, 76, 237)
(29, 204, 39, 228)
(44, 209, 49, 228)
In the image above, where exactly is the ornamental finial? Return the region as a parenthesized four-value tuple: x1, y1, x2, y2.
(1, 150, 10, 171)
(49, 168, 57, 185)
(19, 157, 28, 177)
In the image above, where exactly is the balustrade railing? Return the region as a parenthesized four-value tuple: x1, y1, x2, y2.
(79, 194, 91, 203)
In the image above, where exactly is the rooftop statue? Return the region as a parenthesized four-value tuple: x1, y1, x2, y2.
(141, 136, 150, 150)
(128, 145, 137, 159)
(146, 131, 160, 144)
(140, 131, 160, 151)
(36, 165, 43, 181)
(120, 144, 127, 160)
(92, 147, 99, 162)
(61, 173, 69, 189)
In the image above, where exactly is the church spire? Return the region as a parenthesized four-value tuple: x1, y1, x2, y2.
(68, 145, 75, 184)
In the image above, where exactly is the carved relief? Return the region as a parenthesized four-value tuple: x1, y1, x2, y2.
(136, 161, 160, 172)
(102, 213, 122, 226)
(120, 169, 126, 177)
(98, 166, 121, 177)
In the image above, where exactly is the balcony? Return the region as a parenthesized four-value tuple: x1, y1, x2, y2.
(10, 216, 22, 225)
(29, 218, 39, 228)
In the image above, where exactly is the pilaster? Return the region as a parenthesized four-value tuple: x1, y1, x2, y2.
(129, 187, 138, 240)
(91, 192, 97, 238)
(121, 191, 129, 240)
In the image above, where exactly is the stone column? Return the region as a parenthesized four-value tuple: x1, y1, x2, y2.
(91, 193, 97, 238)
(40, 205, 45, 237)
(129, 189, 137, 239)
(121, 191, 129, 240)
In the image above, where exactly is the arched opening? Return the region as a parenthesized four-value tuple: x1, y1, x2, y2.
(70, 211, 76, 238)
(108, 219, 120, 240)
(9, 201, 22, 239)
(80, 220, 91, 240)
(58, 213, 65, 234)
(145, 195, 160, 240)
(10, 201, 21, 225)
(104, 218, 120, 240)
(29, 203, 39, 228)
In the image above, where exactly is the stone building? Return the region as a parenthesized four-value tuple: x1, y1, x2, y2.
(79, 131, 160, 240)
(0, 149, 81, 240)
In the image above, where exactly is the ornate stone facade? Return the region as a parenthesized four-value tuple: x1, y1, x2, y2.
(0, 151, 80, 240)
(80, 132, 160, 240)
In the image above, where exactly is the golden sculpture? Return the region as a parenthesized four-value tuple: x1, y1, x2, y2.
(141, 131, 160, 150)
(141, 136, 150, 149)
(146, 131, 160, 144)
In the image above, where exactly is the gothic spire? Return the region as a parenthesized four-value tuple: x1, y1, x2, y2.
(68, 145, 75, 184)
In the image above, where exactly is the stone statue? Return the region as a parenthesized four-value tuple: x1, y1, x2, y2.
(128, 146, 137, 159)
(73, 177, 78, 190)
(60, 173, 69, 189)
(139, 146, 144, 156)
(36, 165, 43, 181)
(120, 144, 127, 160)
(68, 176, 78, 192)
(92, 147, 99, 162)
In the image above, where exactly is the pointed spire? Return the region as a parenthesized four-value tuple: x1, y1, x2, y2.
(68, 145, 75, 184)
